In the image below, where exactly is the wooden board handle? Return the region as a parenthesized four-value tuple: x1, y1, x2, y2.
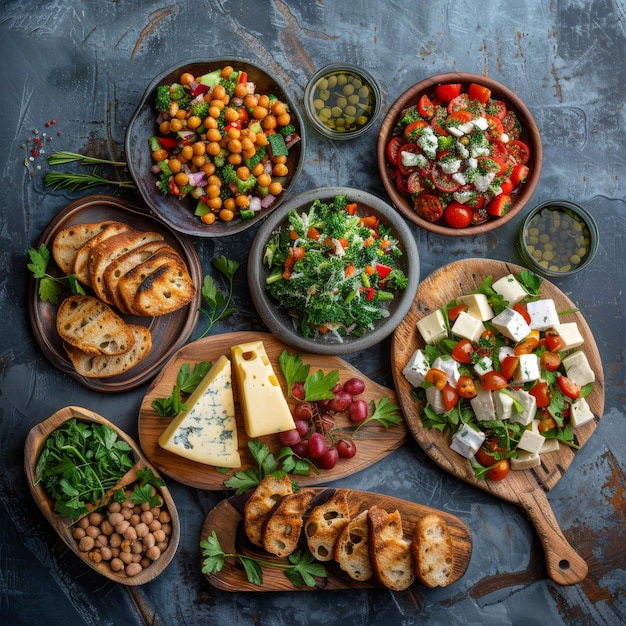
(518, 490, 588, 585)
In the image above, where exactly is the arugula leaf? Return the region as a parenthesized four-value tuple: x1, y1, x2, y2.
(352, 396, 403, 435)
(278, 350, 310, 395)
(200, 530, 326, 588)
(518, 270, 543, 296)
(27, 244, 86, 304)
(151, 361, 212, 417)
(198, 256, 240, 338)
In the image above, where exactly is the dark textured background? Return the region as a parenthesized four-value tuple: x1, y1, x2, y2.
(1, 1, 624, 624)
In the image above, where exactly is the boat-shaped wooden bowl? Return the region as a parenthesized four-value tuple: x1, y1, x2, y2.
(24, 406, 180, 586)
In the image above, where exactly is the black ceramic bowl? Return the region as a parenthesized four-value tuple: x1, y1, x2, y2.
(125, 58, 306, 238)
(248, 187, 420, 355)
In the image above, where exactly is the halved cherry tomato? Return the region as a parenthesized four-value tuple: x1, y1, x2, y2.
(499, 179, 514, 195)
(514, 335, 539, 355)
(487, 459, 510, 481)
(468, 82, 491, 104)
(545, 328, 567, 352)
(500, 355, 520, 380)
(480, 371, 508, 390)
(425, 368, 448, 390)
(386, 136, 404, 167)
(507, 139, 530, 164)
(435, 83, 462, 103)
(486, 194, 512, 217)
(471, 207, 489, 224)
(404, 119, 428, 140)
(457, 375, 478, 399)
(418, 93, 436, 118)
(489, 140, 509, 161)
(406, 171, 428, 195)
(488, 100, 508, 119)
(443, 201, 473, 228)
(475, 447, 496, 468)
(477, 155, 507, 175)
(540, 351, 561, 372)
(529, 380, 551, 408)
(484, 114, 504, 140)
(432, 168, 462, 193)
(397, 143, 421, 176)
(442, 383, 459, 411)
(446, 110, 474, 125)
(451, 338, 474, 363)
(557, 374, 581, 399)
(413, 194, 444, 222)
(448, 305, 469, 323)
(512, 302, 531, 325)
(510, 163, 529, 187)
(447, 93, 470, 113)
(395, 170, 409, 195)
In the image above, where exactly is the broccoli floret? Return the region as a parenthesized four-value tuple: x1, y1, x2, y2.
(169, 83, 186, 100)
(155, 85, 172, 113)
(220, 163, 257, 194)
(219, 73, 239, 97)
(396, 105, 423, 133)
(177, 94, 192, 111)
(279, 123, 296, 137)
(192, 102, 209, 120)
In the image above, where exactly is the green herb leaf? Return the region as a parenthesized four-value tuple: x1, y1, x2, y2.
(47, 151, 127, 167)
(353, 396, 404, 435)
(303, 368, 339, 402)
(279, 350, 310, 395)
(198, 256, 240, 338)
(44, 169, 135, 192)
(518, 270, 542, 296)
(151, 361, 212, 417)
(27, 244, 86, 303)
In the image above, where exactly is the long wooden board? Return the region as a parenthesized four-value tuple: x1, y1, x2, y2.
(391, 259, 605, 585)
(138, 331, 408, 489)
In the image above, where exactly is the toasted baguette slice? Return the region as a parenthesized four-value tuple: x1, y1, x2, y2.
(104, 241, 170, 312)
(412, 514, 454, 588)
(73, 221, 132, 285)
(131, 262, 196, 316)
(52, 221, 113, 275)
(64, 324, 152, 378)
(244, 474, 294, 547)
(262, 489, 316, 557)
(368, 505, 415, 591)
(88, 229, 165, 304)
(305, 489, 351, 561)
(56, 295, 135, 356)
(333, 509, 372, 581)
(116, 249, 186, 314)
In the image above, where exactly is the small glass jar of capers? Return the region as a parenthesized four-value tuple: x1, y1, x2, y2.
(518, 200, 598, 276)
(304, 63, 381, 140)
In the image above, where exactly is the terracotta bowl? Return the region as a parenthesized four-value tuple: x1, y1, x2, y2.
(377, 72, 542, 236)
(248, 187, 420, 355)
(125, 58, 306, 238)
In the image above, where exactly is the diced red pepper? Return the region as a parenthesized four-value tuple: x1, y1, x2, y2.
(157, 137, 178, 150)
(238, 71, 248, 84)
(364, 287, 376, 301)
(375, 263, 393, 279)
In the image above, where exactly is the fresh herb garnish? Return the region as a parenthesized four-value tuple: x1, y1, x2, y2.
(198, 256, 240, 338)
(352, 396, 404, 435)
(278, 350, 338, 401)
(201, 530, 327, 588)
(47, 151, 128, 167)
(151, 361, 213, 417)
(27, 244, 86, 303)
(278, 351, 310, 396)
(518, 269, 543, 296)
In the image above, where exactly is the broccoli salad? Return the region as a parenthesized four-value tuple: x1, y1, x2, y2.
(262, 194, 409, 340)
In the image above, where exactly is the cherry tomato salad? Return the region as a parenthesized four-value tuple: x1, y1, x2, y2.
(149, 65, 301, 225)
(402, 270, 596, 482)
(262, 195, 409, 340)
(385, 82, 531, 227)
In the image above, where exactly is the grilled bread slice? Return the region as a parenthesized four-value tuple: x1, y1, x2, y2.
(88, 229, 165, 304)
(73, 221, 132, 285)
(244, 474, 294, 547)
(305, 489, 351, 561)
(104, 240, 170, 312)
(52, 221, 113, 275)
(64, 324, 152, 378)
(411, 514, 454, 588)
(56, 295, 135, 356)
(262, 489, 316, 557)
(131, 262, 196, 316)
(367, 505, 415, 591)
(333, 509, 372, 581)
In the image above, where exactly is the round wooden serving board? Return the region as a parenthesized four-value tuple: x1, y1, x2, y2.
(391, 259, 605, 585)
(138, 331, 408, 490)
(24, 406, 180, 586)
(200, 487, 472, 592)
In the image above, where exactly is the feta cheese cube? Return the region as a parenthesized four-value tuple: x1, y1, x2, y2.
(432, 356, 461, 386)
(498, 346, 515, 362)
(451, 310, 486, 343)
(425, 385, 446, 414)
(470, 386, 496, 421)
(527, 299, 560, 330)
(450, 423, 486, 459)
(402, 349, 430, 387)
(517, 428, 546, 454)
(507, 388, 537, 426)
(562, 351, 595, 387)
(513, 353, 541, 383)
(540, 438, 560, 454)
(570, 397, 595, 428)
(473, 355, 493, 377)
(494, 390, 515, 420)
(456, 293, 494, 321)
(510, 450, 541, 470)
(492, 274, 528, 305)
(416, 309, 447, 345)
(550, 322, 584, 351)
(491, 307, 532, 342)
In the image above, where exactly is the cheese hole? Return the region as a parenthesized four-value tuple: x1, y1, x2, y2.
(268, 374, 280, 387)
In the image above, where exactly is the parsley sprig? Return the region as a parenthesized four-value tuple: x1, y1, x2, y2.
(201, 530, 327, 587)
(352, 396, 404, 435)
(27, 244, 85, 304)
(198, 256, 240, 338)
(151, 361, 213, 417)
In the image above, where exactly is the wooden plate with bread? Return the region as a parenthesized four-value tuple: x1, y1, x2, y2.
(28, 194, 202, 392)
(200, 478, 472, 592)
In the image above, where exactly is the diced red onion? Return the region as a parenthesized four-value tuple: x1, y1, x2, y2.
(260, 194, 275, 209)
(285, 133, 300, 148)
(187, 171, 206, 186)
(249, 196, 262, 212)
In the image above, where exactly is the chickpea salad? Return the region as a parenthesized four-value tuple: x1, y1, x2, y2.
(149, 65, 301, 225)
(262, 195, 409, 340)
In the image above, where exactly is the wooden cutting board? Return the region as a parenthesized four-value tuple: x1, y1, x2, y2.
(138, 331, 408, 489)
(200, 487, 472, 592)
(391, 259, 605, 585)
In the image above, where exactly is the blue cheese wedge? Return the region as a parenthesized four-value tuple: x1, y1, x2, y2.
(158, 355, 241, 467)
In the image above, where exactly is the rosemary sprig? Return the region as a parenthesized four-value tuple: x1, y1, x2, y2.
(47, 150, 127, 167)
(44, 169, 135, 192)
